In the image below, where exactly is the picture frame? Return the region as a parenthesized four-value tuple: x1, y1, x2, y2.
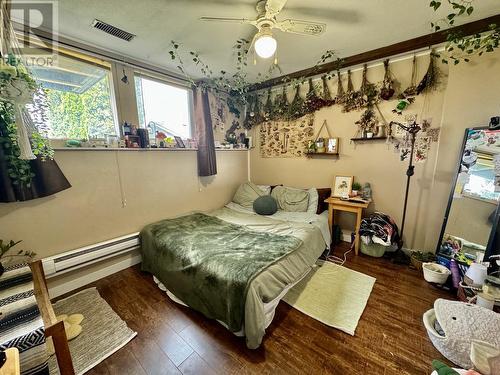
(332, 175, 353, 198)
(327, 137, 339, 154)
(174, 136, 185, 148)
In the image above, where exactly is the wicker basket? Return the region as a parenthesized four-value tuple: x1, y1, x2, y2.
(410, 255, 423, 271)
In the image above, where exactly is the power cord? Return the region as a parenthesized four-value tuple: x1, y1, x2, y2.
(322, 241, 353, 267)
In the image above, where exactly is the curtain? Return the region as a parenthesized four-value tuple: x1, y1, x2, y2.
(193, 87, 217, 177)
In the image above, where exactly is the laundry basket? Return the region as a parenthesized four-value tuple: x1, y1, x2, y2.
(423, 299, 500, 369)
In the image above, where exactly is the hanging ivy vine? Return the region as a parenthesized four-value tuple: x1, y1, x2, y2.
(430, 0, 499, 64)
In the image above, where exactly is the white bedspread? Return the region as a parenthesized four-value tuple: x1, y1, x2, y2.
(225, 202, 331, 248)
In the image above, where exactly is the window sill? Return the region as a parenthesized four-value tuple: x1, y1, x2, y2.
(53, 147, 249, 152)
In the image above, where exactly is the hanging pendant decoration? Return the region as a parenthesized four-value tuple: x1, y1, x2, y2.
(263, 89, 274, 121)
(399, 55, 419, 99)
(380, 59, 396, 100)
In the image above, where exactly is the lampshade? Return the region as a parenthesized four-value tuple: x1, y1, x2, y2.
(254, 33, 277, 59)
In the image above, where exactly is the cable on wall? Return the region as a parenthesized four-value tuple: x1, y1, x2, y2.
(114, 151, 127, 208)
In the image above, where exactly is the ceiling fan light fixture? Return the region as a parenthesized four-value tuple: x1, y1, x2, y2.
(254, 32, 277, 59)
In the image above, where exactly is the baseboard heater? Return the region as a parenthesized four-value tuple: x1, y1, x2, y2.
(42, 232, 140, 278)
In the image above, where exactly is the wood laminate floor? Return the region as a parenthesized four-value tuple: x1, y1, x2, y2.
(73, 244, 453, 375)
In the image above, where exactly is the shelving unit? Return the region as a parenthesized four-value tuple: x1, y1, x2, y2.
(350, 136, 387, 142)
(305, 152, 339, 158)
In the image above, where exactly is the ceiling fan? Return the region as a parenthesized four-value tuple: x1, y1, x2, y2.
(199, 0, 326, 59)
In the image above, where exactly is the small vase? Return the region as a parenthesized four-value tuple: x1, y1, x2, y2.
(376, 125, 386, 137)
(366, 132, 374, 138)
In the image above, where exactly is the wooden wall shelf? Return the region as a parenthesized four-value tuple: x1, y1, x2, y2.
(350, 137, 387, 142)
(305, 152, 339, 158)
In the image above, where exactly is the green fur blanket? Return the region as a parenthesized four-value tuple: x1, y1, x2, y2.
(140, 213, 302, 331)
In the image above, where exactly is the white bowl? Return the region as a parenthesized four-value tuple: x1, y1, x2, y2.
(422, 262, 451, 284)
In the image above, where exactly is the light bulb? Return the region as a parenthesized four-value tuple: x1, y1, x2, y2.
(254, 34, 277, 59)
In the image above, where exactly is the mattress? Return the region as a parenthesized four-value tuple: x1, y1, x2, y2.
(153, 204, 328, 348)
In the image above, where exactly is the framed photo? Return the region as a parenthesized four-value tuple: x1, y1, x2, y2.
(332, 175, 353, 198)
(174, 136, 185, 148)
(327, 137, 339, 154)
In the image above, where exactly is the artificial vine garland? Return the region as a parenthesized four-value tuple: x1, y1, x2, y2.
(430, 0, 499, 64)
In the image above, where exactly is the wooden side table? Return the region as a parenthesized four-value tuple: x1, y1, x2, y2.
(324, 197, 371, 256)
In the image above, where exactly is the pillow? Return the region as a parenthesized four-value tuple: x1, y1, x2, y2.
(271, 186, 309, 212)
(307, 188, 319, 214)
(257, 185, 271, 195)
(253, 195, 278, 215)
(233, 182, 265, 208)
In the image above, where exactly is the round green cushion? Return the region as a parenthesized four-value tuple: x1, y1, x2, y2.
(253, 195, 278, 215)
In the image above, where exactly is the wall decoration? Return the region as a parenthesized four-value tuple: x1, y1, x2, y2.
(415, 136, 431, 163)
(380, 60, 396, 100)
(259, 114, 315, 158)
(417, 52, 441, 94)
(426, 127, 441, 142)
(335, 70, 346, 105)
(342, 70, 360, 113)
(332, 175, 353, 198)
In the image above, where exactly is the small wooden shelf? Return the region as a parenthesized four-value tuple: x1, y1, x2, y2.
(305, 152, 339, 158)
(350, 137, 387, 142)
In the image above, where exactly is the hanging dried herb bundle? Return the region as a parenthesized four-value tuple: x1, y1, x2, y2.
(399, 55, 419, 99)
(380, 59, 396, 100)
(321, 75, 336, 107)
(305, 78, 326, 114)
(358, 64, 380, 110)
(263, 89, 274, 121)
(287, 85, 308, 121)
(342, 70, 360, 113)
(274, 86, 289, 121)
(335, 70, 346, 105)
(416, 52, 440, 94)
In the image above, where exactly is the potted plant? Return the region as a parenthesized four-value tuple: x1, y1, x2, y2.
(410, 250, 436, 272)
(351, 182, 362, 196)
(0, 239, 36, 276)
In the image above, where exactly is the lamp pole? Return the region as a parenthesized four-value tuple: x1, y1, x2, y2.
(389, 119, 421, 261)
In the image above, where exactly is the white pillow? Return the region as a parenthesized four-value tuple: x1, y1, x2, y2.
(307, 188, 319, 214)
(257, 185, 271, 195)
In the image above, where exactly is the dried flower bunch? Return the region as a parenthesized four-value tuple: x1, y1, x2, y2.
(380, 59, 396, 100)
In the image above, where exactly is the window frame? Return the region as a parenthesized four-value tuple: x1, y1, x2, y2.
(133, 71, 194, 140)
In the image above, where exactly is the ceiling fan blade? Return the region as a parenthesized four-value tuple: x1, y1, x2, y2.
(275, 19, 326, 35)
(265, 0, 288, 19)
(199, 16, 257, 26)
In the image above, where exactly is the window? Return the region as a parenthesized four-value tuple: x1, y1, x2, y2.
(134, 75, 192, 141)
(28, 53, 117, 139)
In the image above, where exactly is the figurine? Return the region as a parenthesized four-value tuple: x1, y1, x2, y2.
(361, 183, 372, 201)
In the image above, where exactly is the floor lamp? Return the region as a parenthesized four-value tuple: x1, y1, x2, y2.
(389, 119, 422, 263)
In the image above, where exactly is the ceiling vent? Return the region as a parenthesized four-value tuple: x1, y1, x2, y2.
(91, 19, 135, 42)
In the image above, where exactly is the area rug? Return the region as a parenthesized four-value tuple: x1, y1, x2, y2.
(282, 261, 376, 335)
(49, 288, 136, 375)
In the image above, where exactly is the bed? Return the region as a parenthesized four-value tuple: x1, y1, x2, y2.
(140, 196, 330, 349)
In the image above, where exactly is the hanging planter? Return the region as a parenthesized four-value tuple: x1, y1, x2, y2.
(380, 59, 396, 100)
(416, 52, 440, 94)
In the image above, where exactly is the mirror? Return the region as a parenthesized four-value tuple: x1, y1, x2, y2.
(437, 127, 500, 262)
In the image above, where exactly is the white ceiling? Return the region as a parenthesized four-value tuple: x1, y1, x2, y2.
(55, 0, 500, 80)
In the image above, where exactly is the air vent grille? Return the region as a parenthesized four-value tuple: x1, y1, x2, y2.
(91, 19, 135, 42)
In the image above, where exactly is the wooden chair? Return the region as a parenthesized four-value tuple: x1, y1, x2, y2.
(30, 261, 75, 375)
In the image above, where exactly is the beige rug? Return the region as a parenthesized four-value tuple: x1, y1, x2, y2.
(283, 261, 375, 335)
(49, 288, 136, 375)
